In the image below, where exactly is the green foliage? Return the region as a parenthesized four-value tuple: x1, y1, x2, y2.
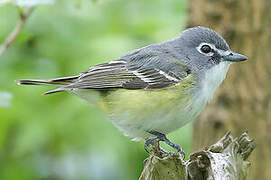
(0, 0, 189, 179)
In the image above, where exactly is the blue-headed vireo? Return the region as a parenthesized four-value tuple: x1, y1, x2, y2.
(17, 26, 247, 157)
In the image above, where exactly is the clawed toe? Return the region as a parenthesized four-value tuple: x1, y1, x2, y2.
(145, 130, 186, 159)
(144, 138, 169, 156)
(177, 147, 186, 159)
(145, 138, 157, 153)
(170, 142, 185, 158)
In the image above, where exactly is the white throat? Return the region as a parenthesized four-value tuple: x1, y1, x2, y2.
(200, 61, 231, 102)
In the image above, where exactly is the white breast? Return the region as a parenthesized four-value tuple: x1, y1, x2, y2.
(187, 62, 231, 122)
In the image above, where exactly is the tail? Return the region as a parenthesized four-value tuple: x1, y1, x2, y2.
(16, 75, 79, 95)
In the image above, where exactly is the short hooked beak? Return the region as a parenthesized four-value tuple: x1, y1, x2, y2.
(223, 51, 248, 62)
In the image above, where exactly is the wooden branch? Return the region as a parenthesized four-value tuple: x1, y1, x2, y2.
(0, 7, 35, 56)
(140, 132, 255, 180)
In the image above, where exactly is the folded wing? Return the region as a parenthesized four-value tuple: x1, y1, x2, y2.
(17, 50, 191, 95)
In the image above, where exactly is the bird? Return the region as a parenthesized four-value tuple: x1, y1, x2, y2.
(16, 26, 247, 157)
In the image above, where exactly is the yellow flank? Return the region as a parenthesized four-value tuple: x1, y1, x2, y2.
(98, 74, 195, 116)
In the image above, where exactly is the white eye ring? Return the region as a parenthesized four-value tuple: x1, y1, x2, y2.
(197, 43, 215, 56)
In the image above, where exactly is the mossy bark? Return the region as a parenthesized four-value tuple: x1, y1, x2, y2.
(187, 0, 271, 179)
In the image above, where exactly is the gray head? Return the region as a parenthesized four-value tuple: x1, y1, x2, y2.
(175, 26, 247, 71)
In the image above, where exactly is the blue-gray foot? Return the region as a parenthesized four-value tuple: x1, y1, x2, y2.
(145, 138, 169, 155)
(146, 130, 185, 159)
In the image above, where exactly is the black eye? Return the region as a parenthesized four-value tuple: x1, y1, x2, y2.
(200, 45, 212, 54)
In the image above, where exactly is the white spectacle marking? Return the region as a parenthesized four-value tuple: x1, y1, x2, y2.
(158, 70, 179, 82)
(196, 43, 214, 56)
(196, 42, 231, 57)
(217, 49, 231, 56)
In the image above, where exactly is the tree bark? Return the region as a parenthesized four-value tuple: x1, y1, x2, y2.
(187, 0, 271, 179)
(139, 132, 255, 180)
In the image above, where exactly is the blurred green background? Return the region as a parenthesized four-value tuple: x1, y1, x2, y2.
(0, 0, 191, 179)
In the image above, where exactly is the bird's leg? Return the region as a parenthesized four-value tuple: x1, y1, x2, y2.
(145, 138, 157, 153)
(145, 138, 169, 156)
(143, 139, 168, 166)
(148, 130, 185, 158)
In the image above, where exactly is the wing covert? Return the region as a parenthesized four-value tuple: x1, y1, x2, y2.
(65, 52, 191, 90)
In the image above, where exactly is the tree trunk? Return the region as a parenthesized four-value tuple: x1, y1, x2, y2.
(187, 0, 271, 179)
(139, 132, 255, 180)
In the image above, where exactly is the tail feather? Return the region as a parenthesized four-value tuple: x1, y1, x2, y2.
(16, 75, 79, 86)
(43, 87, 66, 95)
(16, 75, 79, 95)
